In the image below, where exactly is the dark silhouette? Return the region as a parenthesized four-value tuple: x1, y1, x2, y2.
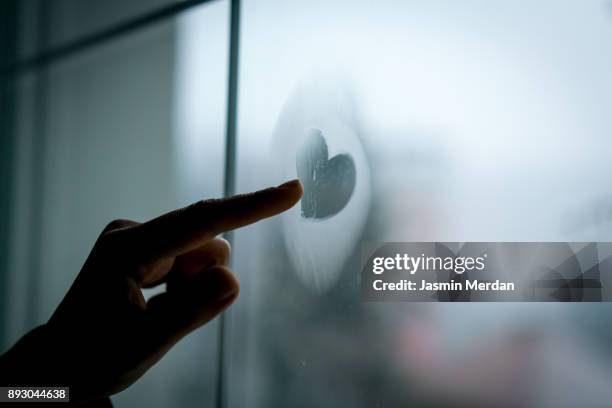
(0, 180, 303, 406)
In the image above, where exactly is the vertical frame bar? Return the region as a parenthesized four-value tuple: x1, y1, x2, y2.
(217, 0, 240, 407)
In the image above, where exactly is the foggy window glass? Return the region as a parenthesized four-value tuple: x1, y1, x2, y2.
(229, 1, 612, 407)
(6, 1, 612, 407)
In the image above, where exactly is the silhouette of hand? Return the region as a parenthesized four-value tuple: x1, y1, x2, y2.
(0, 180, 303, 405)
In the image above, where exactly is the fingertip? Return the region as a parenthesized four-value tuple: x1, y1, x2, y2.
(204, 265, 240, 304)
(277, 178, 302, 190)
(276, 178, 303, 203)
(217, 236, 232, 254)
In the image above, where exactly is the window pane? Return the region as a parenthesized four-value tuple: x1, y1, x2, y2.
(231, 1, 612, 407)
(6, 1, 228, 407)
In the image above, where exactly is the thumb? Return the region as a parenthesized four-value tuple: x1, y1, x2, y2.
(144, 265, 239, 352)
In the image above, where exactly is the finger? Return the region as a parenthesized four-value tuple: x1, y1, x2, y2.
(172, 237, 231, 279)
(139, 238, 230, 288)
(131, 179, 302, 261)
(144, 265, 239, 352)
(137, 257, 175, 288)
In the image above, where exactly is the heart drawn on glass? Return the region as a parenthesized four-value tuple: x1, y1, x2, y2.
(296, 128, 356, 220)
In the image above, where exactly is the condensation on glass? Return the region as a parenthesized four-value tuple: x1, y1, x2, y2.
(230, 1, 612, 407)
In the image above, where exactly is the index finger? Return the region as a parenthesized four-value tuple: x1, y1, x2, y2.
(130, 179, 303, 261)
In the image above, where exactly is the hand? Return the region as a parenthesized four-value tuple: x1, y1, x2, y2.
(0, 180, 302, 404)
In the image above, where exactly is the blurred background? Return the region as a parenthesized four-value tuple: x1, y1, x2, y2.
(3, 0, 612, 407)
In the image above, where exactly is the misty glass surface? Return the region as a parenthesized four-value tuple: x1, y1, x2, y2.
(230, 1, 612, 407)
(5, 1, 228, 407)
